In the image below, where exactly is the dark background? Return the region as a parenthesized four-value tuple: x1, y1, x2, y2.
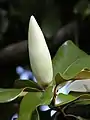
(0, 0, 90, 88)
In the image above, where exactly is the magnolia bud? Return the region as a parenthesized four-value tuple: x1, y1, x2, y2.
(28, 16, 53, 87)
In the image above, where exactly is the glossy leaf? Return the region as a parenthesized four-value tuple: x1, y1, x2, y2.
(75, 70, 90, 79)
(18, 86, 53, 120)
(23, 87, 42, 92)
(61, 56, 90, 79)
(55, 91, 90, 107)
(55, 73, 66, 85)
(55, 93, 77, 106)
(69, 91, 90, 99)
(69, 91, 88, 97)
(56, 80, 72, 95)
(0, 87, 41, 103)
(55, 73, 73, 94)
(0, 88, 23, 103)
(41, 86, 53, 105)
(53, 40, 90, 80)
(68, 80, 90, 93)
(31, 109, 40, 120)
(68, 92, 90, 105)
(74, 99, 90, 105)
(18, 92, 42, 120)
(14, 79, 42, 90)
(63, 96, 90, 119)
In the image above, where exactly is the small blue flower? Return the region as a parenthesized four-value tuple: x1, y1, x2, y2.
(16, 66, 37, 82)
(11, 113, 18, 120)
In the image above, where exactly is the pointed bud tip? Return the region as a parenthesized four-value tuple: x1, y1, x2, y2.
(30, 15, 35, 21)
(28, 15, 53, 87)
(30, 15, 36, 24)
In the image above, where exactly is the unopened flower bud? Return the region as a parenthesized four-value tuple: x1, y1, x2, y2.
(28, 16, 53, 87)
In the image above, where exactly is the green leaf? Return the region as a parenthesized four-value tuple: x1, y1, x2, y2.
(69, 92, 90, 104)
(74, 99, 90, 105)
(55, 89, 90, 107)
(70, 91, 90, 99)
(31, 109, 40, 120)
(0, 88, 23, 103)
(69, 80, 90, 93)
(18, 92, 42, 120)
(55, 73, 66, 85)
(14, 80, 42, 90)
(62, 57, 90, 79)
(75, 70, 90, 79)
(69, 91, 87, 97)
(18, 86, 53, 120)
(23, 87, 42, 92)
(63, 95, 90, 119)
(41, 86, 53, 105)
(53, 40, 90, 81)
(55, 93, 77, 106)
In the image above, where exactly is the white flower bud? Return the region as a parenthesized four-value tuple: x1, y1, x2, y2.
(28, 16, 53, 87)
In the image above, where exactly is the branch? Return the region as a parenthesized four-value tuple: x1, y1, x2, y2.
(0, 40, 29, 67)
